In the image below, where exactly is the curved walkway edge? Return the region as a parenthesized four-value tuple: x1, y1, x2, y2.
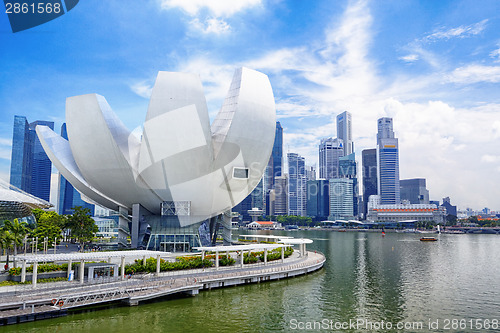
(0, 251, 326, 326)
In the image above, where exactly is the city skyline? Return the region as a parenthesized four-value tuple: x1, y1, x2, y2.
(1, 0, 500, 210)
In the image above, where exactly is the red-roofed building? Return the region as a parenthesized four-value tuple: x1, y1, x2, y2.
(246, 221, 281, 229)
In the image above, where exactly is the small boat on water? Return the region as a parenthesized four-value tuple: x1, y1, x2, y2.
(420, 237, 438, 242)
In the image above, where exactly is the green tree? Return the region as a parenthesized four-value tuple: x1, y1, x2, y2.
(37, 211, 67, 230)
(3, 219, 31, 266)
(468, 215, 479, 224)
(31, 208, 45, 224)
(446, 215, 457, 226)
(32, 211, 63, 250)
(33, 223, 62, 249)
(0, 228, 14, 269)
(66, 206, 98, 249)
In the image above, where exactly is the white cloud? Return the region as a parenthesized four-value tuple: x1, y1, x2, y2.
(0, 138, 12, 146)
(0, 148, 11, 160)
(189, 17, 230, 34)
(448, 64, 500, 83)
(130, 81, 153, 99)
(159, 0, 261, 17)
(144, 0, 500, 209)
(423, 19, 488, 42)
(490, 47, 500, 62)
(399, 54, 419, 62)
(493, 121, 500, 138)
(481, 155, 500, 163)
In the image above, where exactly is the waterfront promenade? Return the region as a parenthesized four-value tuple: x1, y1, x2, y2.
(0, 251, 325, 326)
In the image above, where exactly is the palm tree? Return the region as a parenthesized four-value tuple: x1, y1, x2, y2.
(0, 228, 14, 271)
(3, 219, 30, 268)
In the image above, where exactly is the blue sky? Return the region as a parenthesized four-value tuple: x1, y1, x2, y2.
(1, 0, 500, 210)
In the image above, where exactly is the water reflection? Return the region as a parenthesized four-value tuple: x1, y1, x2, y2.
(3, 231, 499, 333)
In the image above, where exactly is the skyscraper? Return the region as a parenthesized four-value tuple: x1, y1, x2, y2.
(305, 165, 316, 181)
(339, 153, 358, 217)
(10, 115, 54, 201)
(376, 117, 400, 204)
(329, 178, 354, 220)
(319, 137, 344, 179)
(400, 178, 429, 204)
(287, 152, 307, 216)
(362, 148, 378, 217)
(336, 111, 353, 156)
(272, 122, 283, 181)
(273, 175, 288, 215)
(58, 123, 95, 215)
(306, 179, 329, 221)
(264, 121, 283, 215)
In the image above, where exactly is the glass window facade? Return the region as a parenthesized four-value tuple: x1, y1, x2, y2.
(10, 116, 54, 202)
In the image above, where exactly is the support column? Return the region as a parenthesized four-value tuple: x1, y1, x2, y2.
(143, 255, 146, 266)
(21, 260, 26, 283)
(88, 267, 94, 282)
(201, 251, 204, 261)
(240, 251, 244, 268)
(215, 250, 219, 270)
(79, 260, 85, 284)
(108, 257, 112, 263)
(67, 259, 72, 279)
(121, 256, 125, 280)
(32, 262, 38, 289)
(264, 249, 268, 266)
(156, 254, 160, 277)
(281, 246, 285, 263)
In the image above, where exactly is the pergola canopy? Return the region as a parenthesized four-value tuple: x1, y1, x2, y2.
(14, 250, 168, 263)
(278, 238, 313, 245)
(193, 243, 286, 252)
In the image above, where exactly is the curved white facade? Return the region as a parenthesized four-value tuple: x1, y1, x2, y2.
(36, 67, 276, 227)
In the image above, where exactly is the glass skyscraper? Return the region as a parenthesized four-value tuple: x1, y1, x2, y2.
(10, 116, 54, 201)
(287, 152, 307, 216)
(400, 178, 429, 204)
(272, 121, 283, 181)
(336, 111, 353, 156)
(306, 179, 329, 221)
(58, 123, 95, 215)
(319, 137, 344, 179)
(329, 178, 354, 220)
(339, 153, 358, 217)
(376, 117, 400, 205)
(362, 148, 378, 216)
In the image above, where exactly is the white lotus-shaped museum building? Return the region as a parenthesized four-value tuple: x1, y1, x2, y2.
(36, 67, 276, 250)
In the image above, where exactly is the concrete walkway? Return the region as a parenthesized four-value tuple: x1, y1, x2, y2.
(0, 251, 325, 325)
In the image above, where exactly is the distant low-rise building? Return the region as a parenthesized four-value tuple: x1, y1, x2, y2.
(246, 221, 281, 229)
(367, 201, 446, 224)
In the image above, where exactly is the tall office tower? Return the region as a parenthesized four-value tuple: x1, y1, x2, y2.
(362, 148, 377, 217)
(58, 123, 95, 215)
(10, 116, 54, 201)
(319, 137, 344, 179)
(400, 178, 429, 204)
(287, 152, 307, 216)
(264, 122, 283, 215)
(306, 179, 330, 221)
(233, 178, 264, 221)
(336, 111, 353, 156)
(329, 178, 354, 220)
(305, 165, 316, 181)
(339, 153, 358, 217)
(273, 175, 288, 215)
(271, 121, 283, 183)
(376, 117, 400, 204)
